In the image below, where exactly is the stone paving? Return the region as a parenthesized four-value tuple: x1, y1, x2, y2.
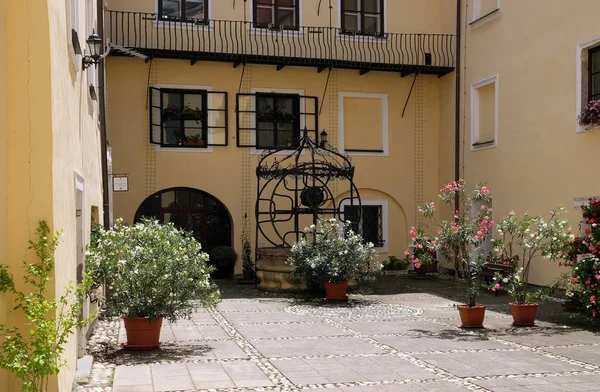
(78, 276, 600, 392)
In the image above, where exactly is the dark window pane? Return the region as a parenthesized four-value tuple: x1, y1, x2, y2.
(279, 0, 295, 6)
(257, 96, 275, 114)
(363, 15, 380, 34)
(135, 195, 160, 221)
(277, 8, 295, 27)
(344, 13, 360, 31)
(362, 206, 381, 244)
(185, 0, 205, 19)
(161, 191, 176, 208)
(344, 0, 359, 11)
(344, 206, 360, 234)
(191, 192, 204, 208)
(364, 0, 381, 13)
(592, 50, 600, 73)
(162, 0, 182, 18)
(163, 126, 182, 146)
(256, 6, 273, 25)
(163, 212, 181, 228)
(176, 190, 191, 208)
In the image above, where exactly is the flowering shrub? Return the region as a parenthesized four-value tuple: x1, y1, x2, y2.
(86, 218, 220, 322)
(407, 180, 493, 306)
(287, 218, 380, 286)
(577, 100, 600, 128)
(570, 254, 600, 318)
(489, 209, 573, 304)
(162, 105, 204, 123)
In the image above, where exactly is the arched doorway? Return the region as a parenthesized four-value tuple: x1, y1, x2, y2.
(134, 188, 233, 274)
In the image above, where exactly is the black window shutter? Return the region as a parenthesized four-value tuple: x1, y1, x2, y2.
(149, 87, 162, 144)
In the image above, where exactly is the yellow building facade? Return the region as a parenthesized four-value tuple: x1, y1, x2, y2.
(0, 0, 105, 390)
(105, 0, 457, 274)
(450, 0, 600, 286)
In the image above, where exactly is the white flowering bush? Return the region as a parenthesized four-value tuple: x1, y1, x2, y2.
(287, 218, 381, 286)
(86, 218, 220, 322)
(489, 208, 574, 304)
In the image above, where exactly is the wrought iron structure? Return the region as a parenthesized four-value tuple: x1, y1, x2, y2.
(106, 10, 455, 76)
(256, 130, 360, 248)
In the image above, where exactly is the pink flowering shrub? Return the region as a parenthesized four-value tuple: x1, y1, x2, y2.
(406, 180, 493, 306)
(578, 100, 600, 128)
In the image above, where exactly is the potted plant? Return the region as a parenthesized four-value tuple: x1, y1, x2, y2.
(257, 104, 295, 124)
(489, 209, 573, 326)
(209, 246, 237, 279)
(381, 255, 410, 275)
(408, 180, 494, 327)
(287, 218, 380, 300)
(241, 235, 254, 281)
(86, 218, 220, 350)
(182, 133, 205, 147)
(163, 104, 204, 123)
(577, 99, 600, 130)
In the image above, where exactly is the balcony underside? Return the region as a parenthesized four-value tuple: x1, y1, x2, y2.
(111, 48, 453, 77)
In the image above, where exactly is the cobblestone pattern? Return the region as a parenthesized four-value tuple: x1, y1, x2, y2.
(77, 278, 600, 392)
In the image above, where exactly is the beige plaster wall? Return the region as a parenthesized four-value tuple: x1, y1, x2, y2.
(106, 56, 445, 272)
(461, 0, 600, 286)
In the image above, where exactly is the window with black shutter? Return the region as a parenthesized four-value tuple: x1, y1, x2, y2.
(253, 0, 299, 30)
(149, 87, 228, 147)
(159, 0, 208, 22)
(343, 204, 384, 247)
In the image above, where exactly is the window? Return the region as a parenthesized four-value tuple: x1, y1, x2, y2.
(589, 47, 600, 103)
(341, 0, 385, 37)
(159, 0, 208, 21)
(70, 0, 82, 57)
(343, 204, 385, 248)
(255, 93, 300, 149)
(253, 0, 299, 30)
(471, 0, 501, 25)
(470, 75, 498, 150)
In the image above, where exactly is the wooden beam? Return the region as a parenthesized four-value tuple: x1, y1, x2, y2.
(359, 69, 370, 76)
(400, 71, 413, 78)
(190, 59, 198, 66)
(277, 64, 286, 71)
(317, 66, 328, 73)
(233, 61, 242, 68)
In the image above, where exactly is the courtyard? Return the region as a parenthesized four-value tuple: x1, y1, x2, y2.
(78, 276, 600, 392)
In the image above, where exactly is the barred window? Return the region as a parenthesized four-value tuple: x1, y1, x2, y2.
(344, 204, 384, 247)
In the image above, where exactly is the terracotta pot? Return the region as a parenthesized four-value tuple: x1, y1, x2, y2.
(122, 316, 163, 350)
(509, 303, 538, 326)
(324, 280, 349, 301)
(242, 269, 254, 281)
(457, 304, 486, 328)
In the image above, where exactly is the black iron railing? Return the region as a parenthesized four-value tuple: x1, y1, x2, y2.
(106, 10, 455, 75)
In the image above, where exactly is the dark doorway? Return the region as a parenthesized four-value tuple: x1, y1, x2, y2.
(134, 187, 233, 278)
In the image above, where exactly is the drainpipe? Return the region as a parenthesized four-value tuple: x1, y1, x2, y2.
(454, 0, 462, 214)
(98, 0, 110, 229)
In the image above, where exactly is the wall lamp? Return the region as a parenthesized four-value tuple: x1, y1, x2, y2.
(320, 130, 328, 147)
(82, 32, 110, 69)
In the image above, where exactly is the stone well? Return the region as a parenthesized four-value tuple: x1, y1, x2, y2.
(255, 247, 307, 292)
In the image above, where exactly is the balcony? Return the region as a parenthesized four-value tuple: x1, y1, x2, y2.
(106, 10, 455, 77)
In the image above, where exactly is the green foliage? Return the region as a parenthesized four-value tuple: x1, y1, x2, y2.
(381, 256, 410, 271)
(0, 221, 94, 392)
(489, 209, 573, 304)
(86, 218, 220, 323)
(287, 218, 381, 286)
(241, 235, 254, 271)
(209, 246, 237, 268)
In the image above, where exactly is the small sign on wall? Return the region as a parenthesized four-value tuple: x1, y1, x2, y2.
(113, 176, 129, 192)
(573, 196, 600, 209)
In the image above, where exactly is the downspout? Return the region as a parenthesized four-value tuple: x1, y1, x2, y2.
(98, 0, 110, 229)
(454, 0, 462, 213)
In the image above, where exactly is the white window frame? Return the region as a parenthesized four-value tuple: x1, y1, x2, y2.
(576, 36, 600, 133)
(69, 0, 82, 71)
(470, 0, 501, 29)
(338, 92, 389, 156)
(470, 74, 498, 151)
(340, 199, 388, 253)
(336, 0, 388, 43)
(153, 0, 213, 32)
(152, 83, 215, 153)
(248, 0, 304, 37)
(250, 87, 306, 155)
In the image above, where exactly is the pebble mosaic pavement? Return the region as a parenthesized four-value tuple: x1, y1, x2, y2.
(77, 276, 600, 392)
